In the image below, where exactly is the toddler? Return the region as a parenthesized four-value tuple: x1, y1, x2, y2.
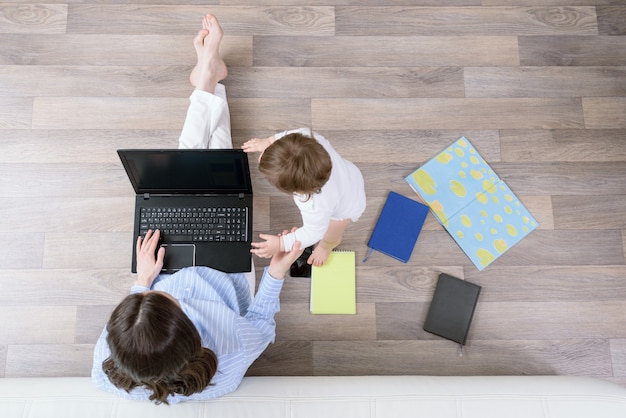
(242, 129, 366, 266)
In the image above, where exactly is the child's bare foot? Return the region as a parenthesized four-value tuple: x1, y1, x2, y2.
(308, 245, 331, 267)
(306, 219, 352, 267)
(190, 14, 228, 92)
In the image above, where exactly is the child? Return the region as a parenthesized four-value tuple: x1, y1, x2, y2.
(242, 129, 366, 266)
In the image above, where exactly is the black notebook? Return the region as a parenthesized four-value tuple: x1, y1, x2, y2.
(423, 273, 481, 346)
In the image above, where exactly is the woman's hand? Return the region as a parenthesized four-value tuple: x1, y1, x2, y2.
(135, 229, 165, 287)
(268, 241, 305, 279)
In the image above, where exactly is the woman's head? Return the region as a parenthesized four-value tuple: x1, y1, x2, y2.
(259, 132, 332, 199)
(102, 291, 217, 404)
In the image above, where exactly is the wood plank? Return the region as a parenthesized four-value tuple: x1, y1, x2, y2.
(226, 67, 465, 98)
(0, 129, 180, 163)
(376, 302, 431, 340)
(42, 232, 132, 270)
(311, 98, 585, 130)
(465, 67, 626, 98)
(0, 270, 129, 307)
(553, 195, 626, 229)
(336, 7, 598, 36)
(583, 97, 626, 129)
(464, 266, 626, 302)
(493, 162, 626, 196)
(253, 196, 271, 232)
(358, 266, 464, 304)
(0, 197, 133, 233)
(75, 305, 117, 344)
(0, 232, 44, 269)
(254, 36, 520, 67)
(312, 339, 612, 376)
(0, 97, 32, 129)
(500, 130, 626, 162)
(0, 163, 130, 198)
(248, 341, 313, 376)
(473, 301, 626, 339)
(0, 345, 6, 377)
(612, 339, 626, 377)
(5, 345, 93, 377)
(32, 97, 188, 130)
(0, 4, 67, 34)
(227, 98, 312, 134)
(0, 34, 252, 66)
(275, 303, 377, 341)
(0, 306, 76, 344)
(223, 0, 482, 5)
(67, 5, 335, 36)
(0, 65, 194, 97)
(597, 6, 626, 36)
(484, 0, 619, 5)
(519, 36, 626, 66)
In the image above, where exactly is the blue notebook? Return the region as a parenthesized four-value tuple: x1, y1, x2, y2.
(365, 191, 429, 263)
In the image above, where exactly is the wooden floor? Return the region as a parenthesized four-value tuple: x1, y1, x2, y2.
(0, 1, 625, 386)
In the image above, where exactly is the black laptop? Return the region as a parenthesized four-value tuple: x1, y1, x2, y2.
(118, 149, 253, 273)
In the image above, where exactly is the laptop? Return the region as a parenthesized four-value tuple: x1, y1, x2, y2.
(118, 149, 253, 273)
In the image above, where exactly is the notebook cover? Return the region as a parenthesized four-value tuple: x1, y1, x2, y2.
(367, 191, 429, 263)
(423, 273, 481, 345)
(405, 136, 538, 270)
(310, 251, 356, 314)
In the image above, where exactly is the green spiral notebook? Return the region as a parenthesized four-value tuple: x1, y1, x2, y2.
(310, 251, 356, 314)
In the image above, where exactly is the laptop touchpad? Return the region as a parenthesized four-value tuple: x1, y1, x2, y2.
(161, 244, 195, 272)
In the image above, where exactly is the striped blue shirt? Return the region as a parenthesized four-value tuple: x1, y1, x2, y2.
(91, 266, 284, 404)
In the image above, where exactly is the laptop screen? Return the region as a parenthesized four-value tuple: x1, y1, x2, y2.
(118, 149, 252, 194)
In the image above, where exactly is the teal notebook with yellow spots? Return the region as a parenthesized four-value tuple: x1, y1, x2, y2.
(405, 136, 538, 271)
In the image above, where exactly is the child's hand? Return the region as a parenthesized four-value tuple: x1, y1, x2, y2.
(250, 233, 282, 258)
(241, 135, 275, 157)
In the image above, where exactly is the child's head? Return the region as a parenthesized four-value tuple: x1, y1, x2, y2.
(259, 132, 332, 198)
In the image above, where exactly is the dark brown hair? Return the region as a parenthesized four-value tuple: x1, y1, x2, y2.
(102, 292, 217, 405)
(259, 132, 332, 200)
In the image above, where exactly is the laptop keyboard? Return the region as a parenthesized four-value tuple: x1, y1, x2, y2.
(140, 207, 248, 242)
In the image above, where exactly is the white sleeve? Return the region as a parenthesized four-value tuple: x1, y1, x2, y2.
(274, 127, 312, 141)
(281, 200, 331, 251)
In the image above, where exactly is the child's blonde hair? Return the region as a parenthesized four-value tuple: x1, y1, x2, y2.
(259, 132, 332, 199)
